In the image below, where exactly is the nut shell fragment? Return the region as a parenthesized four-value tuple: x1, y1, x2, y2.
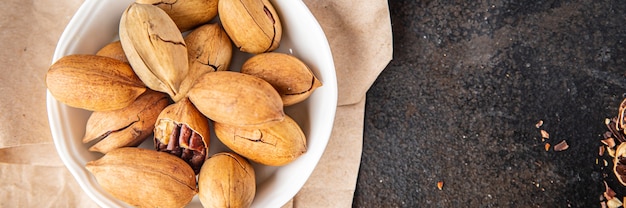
(553, 140, 569, 152)
(242, 52, 322, 106)
(214, 115, 306, 166)
(83, 90, 170, 154)
(198, 152, 255, 208)
(46, 54, 146, 111)
(85, 147, 197, 208)
(188, 71, 284, 128)
(219, 0, 282, 54)
(614, 143, 626, 186)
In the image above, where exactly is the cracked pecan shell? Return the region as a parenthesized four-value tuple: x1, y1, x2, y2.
(214, 115, 306, 166)
(177, 23, 233, 97)
(83, 90, 170, 154)
(218, 0, 282, 54)
(185, 23, 232, 74)
(119, 3, 189, 102)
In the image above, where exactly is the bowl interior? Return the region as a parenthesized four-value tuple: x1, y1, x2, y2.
(47, 0, 337, 207)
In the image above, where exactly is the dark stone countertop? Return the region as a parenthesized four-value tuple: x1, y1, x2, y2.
(354, 1, 626, 207)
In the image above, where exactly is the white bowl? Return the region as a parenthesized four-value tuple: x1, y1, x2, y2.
(46, 0, 337, 207)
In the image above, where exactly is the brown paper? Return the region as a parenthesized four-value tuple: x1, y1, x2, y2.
(292, 99, 367, 207)
(303, 0, 393, 106)
(0, 0, 83, 148)
(0, 143, 64, 166)
(0, 0, 392, 207)
(0, 163, 98, 207)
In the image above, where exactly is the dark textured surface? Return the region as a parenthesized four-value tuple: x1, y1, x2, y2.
(354, 0, 626, 207)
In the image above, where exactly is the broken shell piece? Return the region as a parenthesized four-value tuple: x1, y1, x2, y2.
(540, 130, 550, 139)
(607, 197, 622, 208)
(607, 118, 626, 142)
(154, 98, 210, 173)
(83, 90, 170, 153)
(602, 138, 616, 148)
(544, 143, 550, 152)
(613, 143, 626, 186)
(604, 181, 616, 200)
(554, 140, 569, 152)
(437, 181, 444, 190)
(608, 147, 616, 158)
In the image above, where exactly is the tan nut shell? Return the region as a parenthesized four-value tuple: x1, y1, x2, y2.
(188, 71, 284, 128)
(96, 41, 128, 63)
(154, 97, 210, 150)
(214, 115, 306, 166)
(178, 23, 233, 97)
(219, 0, 282, 54)
(198, 152, 255, 208)
(83, 90, 169, 154)
(614, 143, 626, 186)
(136, 0, 218, 32)
(186, 23, 232, 74)
(46, 54, 146, 111)
(85, 147, 197, 207)
(120, 3, 189, 102)
(241, 52, 322, 106)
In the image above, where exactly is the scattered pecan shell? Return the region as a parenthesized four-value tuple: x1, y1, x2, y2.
(614, 143, 626, 186)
